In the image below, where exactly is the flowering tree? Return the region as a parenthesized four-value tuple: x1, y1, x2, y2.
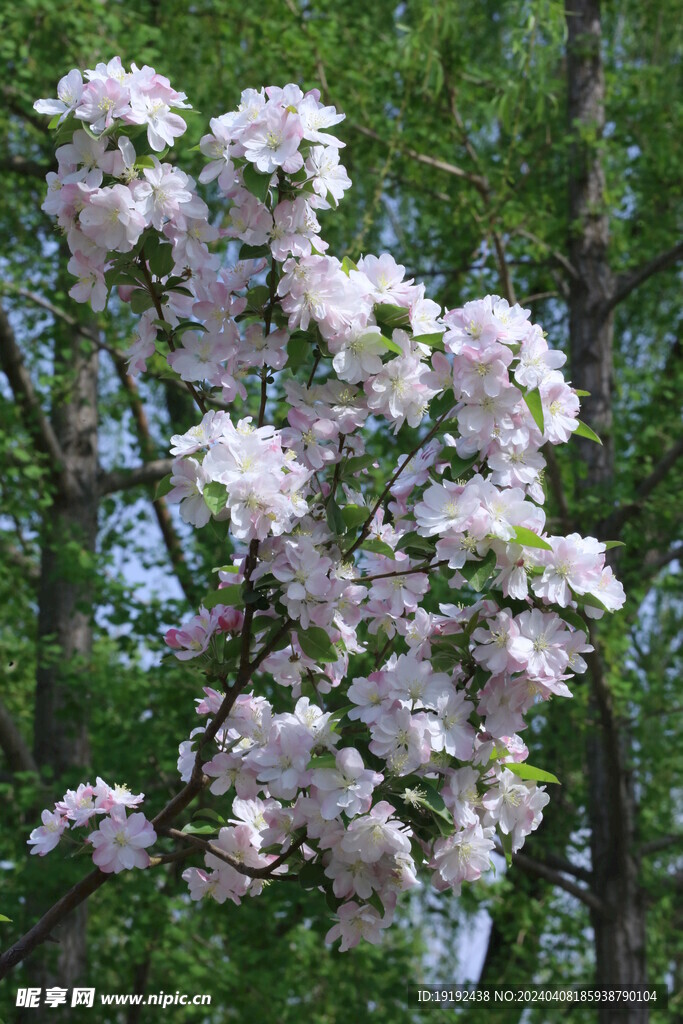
(3, 56, 626, 970)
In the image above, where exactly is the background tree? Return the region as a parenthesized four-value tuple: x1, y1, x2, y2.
(0, 1, 680, 1022)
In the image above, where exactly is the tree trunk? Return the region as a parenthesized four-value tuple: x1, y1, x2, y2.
(565, 1, 648, 1019)
(31, 306, 98, 1002)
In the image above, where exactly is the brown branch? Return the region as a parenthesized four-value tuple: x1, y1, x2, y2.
(542, 444, 573, 533)
(343, 408, 453, 561)
(0, 155, 53, 178)
(111, 361, 197, 605)
(497, 844, 605, 914)
(639, 835, 683, 857)
(162, 828, 305, 880)
(0, 699, 37, 775)
(0, 611, 294, 978)
(0, 869, 109, 977)
(98, 458, 175, 497)
(603, 436, 683, 535)
(0, 303, 67, 485)
(0, 284, 100, 342)
(608, 241, 683, 312)
(349, 123, 488, 191)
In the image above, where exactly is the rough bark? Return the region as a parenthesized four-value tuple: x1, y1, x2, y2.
(566, 1, 648, 1018)
(30, 303, 99, 1003)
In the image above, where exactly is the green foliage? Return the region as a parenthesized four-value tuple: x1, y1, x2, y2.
(0, 0, 681, 1019)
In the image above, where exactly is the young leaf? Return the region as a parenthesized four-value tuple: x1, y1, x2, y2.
(448, 452, 478, 479)
(241, 161, 273, 203)
(505, 762, 561, 785)
(523, 388, 545, 434)
(460, 549, 498, 591)
(342, 454, 377, 476)
(307, 754, 338, 771)
(181, 823, 219, 835)
(202, 482, 229, 516)
(412, 332, 445, 348)
(154, 474, 173, 500)
(559, 608, 589, 633)
(326, 497, 346, 535)
(298, 860, 327, 890)
(297, 626, 339, 663)
(499, 828, 513, 867)
(129, 289, 155, 314)
(604, 540, 626, 550)
(201, 584, 242, 609)
(148, 242, 175, 279)
(361, 538, 396, 558)
(374, 303, 411, 330)
(379, 334, 403, 356)
(341, 504, 369, 529)
(341, 256, 358, 275)
(238, 243, 270, 260)
(573, 420, 603, 444)
(512, 526, 553, 550)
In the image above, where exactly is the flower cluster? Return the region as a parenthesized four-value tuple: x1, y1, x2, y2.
(32, 61, 626, 951)
(28, 778, 156, 874)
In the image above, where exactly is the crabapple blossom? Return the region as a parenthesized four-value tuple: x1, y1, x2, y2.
(27, 810, 69, 856)
(89, 806, 156, 874)
(30, 59, 628, 953)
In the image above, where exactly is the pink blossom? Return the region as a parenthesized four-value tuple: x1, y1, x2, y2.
(89, 806, 156, 873)
(28, 809, 68, 856)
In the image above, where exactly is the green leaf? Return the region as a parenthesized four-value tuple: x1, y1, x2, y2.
(129, 289, 155, 314)
(0, 914, 11, 922)
(412, 332, 444, 348)
(342, 454, 377, 476)
(241, 161, 273, 203)
(173, 320, 206, 337)
(361, 538, 396, 558)
(559, 608, 589, 633)
(577, 592, 609, 613)
(298, 860, 327, 890)
(499, 828, 513, 867)
(202, 584, 242, 609)
(379, 334, 403, 356)
(374, 303, 411, 330)
(341, 504, 369, 529)
(366, 891, 386, 917)
(505, 762, 561, 785)
(148, 243, 175, 279)
(448, 452, 478, 479)
(574, 389, 591, 397)
(297, 625, 339, 663)
(429, 390, 455, 420)
(181, 823, 219, 835)
(523, 388, 545, 434)
(307, 754, 338, 771)
(396, 531, 434, 557)
(573, 420, 603, 444)
(604, 540, 626, 549)
(192, 808, 226, 824)
(287, 333, 311, 370)
(238, 243, 270, 260)
(512, 526, 553, 550)
(154, 474, 173, 500)
(247, 285, 271, 311)
(203, 482, 229, 516)
(326, 498, 346, 535)
(341, 256, 358, 275)
(460, 549, 498, 590)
